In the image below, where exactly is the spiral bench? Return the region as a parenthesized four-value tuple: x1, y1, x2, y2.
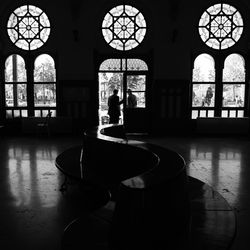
(57, 124, 236, 250)
(81, 124, 191, 249)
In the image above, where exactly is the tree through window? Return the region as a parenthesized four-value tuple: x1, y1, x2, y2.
(5, 54, 27, 118)
(222, 54, 246, 117)
(191, 53, 246, 119)
(34, 54, 56, 117)
(191, 54, 215, 119)
(98, 58, 148, 125)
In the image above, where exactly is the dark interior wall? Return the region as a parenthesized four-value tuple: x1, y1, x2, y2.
(0, 0, 250, 134)
(1, 0, 250, 77)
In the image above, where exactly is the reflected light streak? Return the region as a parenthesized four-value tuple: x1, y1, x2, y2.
(188, 147, 241, 206)
(8, 146, 61, 208)
(8, 158, 31, 206)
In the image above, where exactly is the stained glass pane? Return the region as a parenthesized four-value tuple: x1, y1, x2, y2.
(99, 58, 148, 71)
(7, 5, 50, 50)
(192, 84, 215, 107)
(99, 59, 121, 71)
(127, 59, 148, 71)
(102, 5, 146, 51)
(222, 84, 245, 107)
(223, 54, 245, 82)
(198, 4, 243, 50)
(192, 54, 215, 82)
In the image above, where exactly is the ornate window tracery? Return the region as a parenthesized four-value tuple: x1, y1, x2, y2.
(198, 3, 243, 50)
(7, 5, 50, 50)
(102, 5, 146, 51)
(99, 58, 148, 71)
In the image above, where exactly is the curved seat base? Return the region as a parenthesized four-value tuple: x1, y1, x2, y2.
(61, 176, 236, 250)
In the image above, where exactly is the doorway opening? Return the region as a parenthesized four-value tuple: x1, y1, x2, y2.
(98, 58, 148, 128)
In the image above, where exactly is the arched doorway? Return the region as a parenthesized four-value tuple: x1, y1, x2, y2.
(98, 58, 149, 132)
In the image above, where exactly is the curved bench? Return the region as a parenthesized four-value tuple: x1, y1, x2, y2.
(81, 124, 191, 249)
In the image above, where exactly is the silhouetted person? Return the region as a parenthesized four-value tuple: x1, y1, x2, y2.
(127, 89, 137, 108)
(202, 86, 213, 106)
(108, 89, 123, 124)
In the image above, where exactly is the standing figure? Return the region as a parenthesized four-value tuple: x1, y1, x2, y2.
(108, 89, 123, 124)
(202, 86, 213, 106)
(127, 89, 137, 108)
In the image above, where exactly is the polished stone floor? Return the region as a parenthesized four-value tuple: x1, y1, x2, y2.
(0, 134, 249, 249)
(138, 134, 250, 250)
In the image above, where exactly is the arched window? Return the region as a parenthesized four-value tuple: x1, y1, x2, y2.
(5, 54, 27, 118)
(222, 54, 245, 117)
(193, 4, 247, 120)
(34, 54, 56, 117)
(192, 54, 215, 82)
(191, 54, 215, 119)
(223, 54, 245, 82)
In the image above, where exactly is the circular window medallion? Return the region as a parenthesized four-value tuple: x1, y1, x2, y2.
(102, 5, 147, 51)
(7, 5, 51, 50)
(198, 3, 243, 50)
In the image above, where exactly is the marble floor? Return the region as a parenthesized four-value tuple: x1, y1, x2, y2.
(0, 134, 249, 249)
(138, 134, 250, 250)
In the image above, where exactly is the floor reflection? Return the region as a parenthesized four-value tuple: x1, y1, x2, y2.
(7, 144, 61, 208)
(187, 146, 241, 207)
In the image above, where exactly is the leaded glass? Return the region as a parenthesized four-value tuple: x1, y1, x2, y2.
(127, 59, 148, 71)
(223, 54, 245, 82)
(7, 5, 50, 50)
(99, 59, 148, 71)
(198, 3, 243, 50)
(102, 5, 146, 51)
(99, 59, 122, 71)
